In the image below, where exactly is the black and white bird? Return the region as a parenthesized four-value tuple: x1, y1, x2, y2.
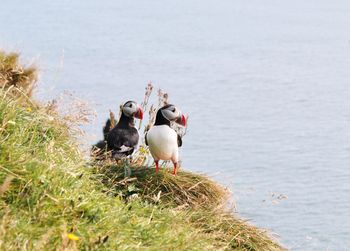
(145, 104, 187, 175)
(95, 101, 143, 160)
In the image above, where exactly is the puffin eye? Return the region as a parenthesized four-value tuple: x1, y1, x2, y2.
(129, 104, 133, 108)
(171, 108, 175, 112)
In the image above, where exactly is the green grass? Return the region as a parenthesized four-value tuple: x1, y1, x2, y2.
(0, 51, 285, 250)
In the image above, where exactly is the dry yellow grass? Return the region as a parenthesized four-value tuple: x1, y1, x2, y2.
(94, 163, 229, 208)
(0, 51, 37, 98)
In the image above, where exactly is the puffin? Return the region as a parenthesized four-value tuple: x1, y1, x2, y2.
(95, 101, 143, 160)
(145, 104, 187, 175)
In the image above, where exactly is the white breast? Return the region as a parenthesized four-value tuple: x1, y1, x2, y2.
(147, 125, 179, 163)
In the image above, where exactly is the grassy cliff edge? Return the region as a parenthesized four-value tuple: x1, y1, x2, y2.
(0, 51, 285, 250)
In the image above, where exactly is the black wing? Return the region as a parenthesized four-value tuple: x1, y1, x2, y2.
(177, 134, 182, 147)
(107, 127, 139, 159)
(145, 132, 148, 146)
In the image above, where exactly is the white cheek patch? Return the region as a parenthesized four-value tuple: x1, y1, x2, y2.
(123, 106, 135, 117)
(161, 109, 179, 121)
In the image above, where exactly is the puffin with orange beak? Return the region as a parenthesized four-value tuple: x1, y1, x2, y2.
(106, 101, 143, 159)
(145, 104, 187, 175)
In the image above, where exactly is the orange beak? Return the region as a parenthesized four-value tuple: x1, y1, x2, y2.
(175, 114, 187, 126)
(134, 106, 143, 120)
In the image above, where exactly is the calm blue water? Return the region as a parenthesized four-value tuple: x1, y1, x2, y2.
(1, 0, 350, 250)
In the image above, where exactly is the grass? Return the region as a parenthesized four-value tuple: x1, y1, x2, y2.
(0, 50, 37, 98)
(93, 163, 228, 208)
(0, 51, 285, 250)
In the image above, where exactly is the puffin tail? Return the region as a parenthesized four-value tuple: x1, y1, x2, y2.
(91, 140, 108, 160)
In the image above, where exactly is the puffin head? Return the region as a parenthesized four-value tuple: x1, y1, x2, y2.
(122, 101, 143, 120)
(159, 104, 187, 126)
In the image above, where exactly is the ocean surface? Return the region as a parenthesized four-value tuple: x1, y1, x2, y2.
(1, 0, 350, 250)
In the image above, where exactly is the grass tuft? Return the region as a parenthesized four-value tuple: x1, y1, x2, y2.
(94, 163, 228, 209)
(0, 51, 37, 98)
(0, 50, 285, 250)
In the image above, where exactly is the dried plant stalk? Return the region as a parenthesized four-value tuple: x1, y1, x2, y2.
(0, 51, 37, 98)
(109, 110, 116, 129)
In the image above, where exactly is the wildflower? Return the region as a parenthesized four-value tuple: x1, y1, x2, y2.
(67, 233, 80, 241)
(130, 215, 138, 224)
(139, 145, 148, 154)
(26, 107, 32, 112)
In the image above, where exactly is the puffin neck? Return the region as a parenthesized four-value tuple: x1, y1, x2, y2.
(117, 112, 135, 128)
(154, 110, 171, 126)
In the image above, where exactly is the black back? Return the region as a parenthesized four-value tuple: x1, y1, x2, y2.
(106, 112, 139, 159)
